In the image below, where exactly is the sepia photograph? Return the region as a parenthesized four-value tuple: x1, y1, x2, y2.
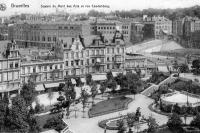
(0, 0, 200, 133)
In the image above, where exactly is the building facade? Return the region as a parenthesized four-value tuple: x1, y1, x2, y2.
(143, 15, 172, 39)
(9, 21, 91, 49)
(0, 41, 21, 98)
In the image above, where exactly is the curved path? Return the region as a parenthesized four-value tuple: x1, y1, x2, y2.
(63, 94, 170, 133)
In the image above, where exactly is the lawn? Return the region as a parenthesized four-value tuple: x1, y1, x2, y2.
(88, 96, 133, 118)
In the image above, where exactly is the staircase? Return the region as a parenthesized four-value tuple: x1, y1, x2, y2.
(141, 76, 178, 97)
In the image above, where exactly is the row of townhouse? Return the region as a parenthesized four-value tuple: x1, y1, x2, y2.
(61, 31, 126, 77)
(0, 31, 152, 99)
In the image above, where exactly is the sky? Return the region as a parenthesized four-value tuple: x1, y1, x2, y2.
(0, 0, 200, 17)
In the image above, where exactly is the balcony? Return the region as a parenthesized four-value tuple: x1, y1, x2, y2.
(90, 54, 105, 58)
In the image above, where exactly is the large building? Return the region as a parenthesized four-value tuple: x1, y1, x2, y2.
(143, 15, 172, 39)
(8, 21, 91, 49)
(0, 41, 21, 99)
(59, 31, 126, 77)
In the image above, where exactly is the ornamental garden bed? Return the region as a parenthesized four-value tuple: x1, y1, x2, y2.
(98, 115, 147, 130)
(88, 96, 133, 118)
(35, 113, 67, 132)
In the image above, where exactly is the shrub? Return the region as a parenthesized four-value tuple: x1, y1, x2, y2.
(190, 113, 200, 128)
(43, 115, 64, 129)
(167, 113, 183, 130)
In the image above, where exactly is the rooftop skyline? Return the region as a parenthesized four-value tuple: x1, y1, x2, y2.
(0, 0, 200, 17)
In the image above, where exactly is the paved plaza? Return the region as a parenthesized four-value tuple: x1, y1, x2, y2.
(62, 94, 170, 133)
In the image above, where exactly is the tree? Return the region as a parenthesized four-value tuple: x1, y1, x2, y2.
(192, 59, 200, 75)
(48, 89, 54, 106)
(190, 113, 200, 128)
(20, 80, 36, 107)
(135, 107, 141, 122)
(172, 104, 181, 114)
(58, 83, 65, 92)
(99, 82, 106, 98)
(147, 116, 158, 133)
(179, 63, 189, 73)
(115, 73, 127, 90)
(44, 114, 65, 132)
(91, 82, 98, 105)
(86, 74, 92, 85)
(167, 113, 183, 130)
(7, 95, 30, 132)
(126, 113, 135, 133)
(116, 119, 125, 133)
(0, 98, 8, 131)
(81, 90, 89, 118)
(27, 115, 40, 133)
(172, 60, 179, 72)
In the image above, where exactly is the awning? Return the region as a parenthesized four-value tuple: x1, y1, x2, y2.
(35, 84, 45, 91)
(158, 66, 169, 73)
(0, 85, 6, 93)
(44, 82, 64, 88)
(81, 78, 86, 83)
(92, 74, 107, 81)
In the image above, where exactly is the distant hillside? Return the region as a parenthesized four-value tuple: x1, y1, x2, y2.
(88, 5, 200, 20)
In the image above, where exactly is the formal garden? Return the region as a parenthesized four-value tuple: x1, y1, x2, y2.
(88, 96, 133, 118)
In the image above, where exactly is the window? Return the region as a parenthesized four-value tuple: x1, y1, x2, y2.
(28, 67, 30, 73)
(44, 66, 47, 71)
(122, 48, 124, 53)
(107, 57, 109, 61)
(101, 50, 104, 55)
(87, 59, 89, 65)
(53, 37, 56, 42)
(48, 37, 51, 42)
(10, 63, 13, 68)
(76, 52, 79, 58)
(33, 67, 36, 73)
(107, 48, 109, 54)
(81, 51, 84, 57)
(60, 64, 63, 69)
(112, 48, 114, 54)
(86, 50, 89, 57)
(107, 64, 109, 69)
(71, 52, 74, 59)
(55, 65, 57, 69)
(81, 60, 83, 65)
(58, 26, 62, 29)
(22, 67, 25, 74)
(92, 59, 95, 64)
(66, 53, 68, 58)
(50, 65, 52, 70)
(117, 47, 120, 53)
(96, 50, 99, 55)
(112, 57, 115, 61)
(64, 26, 68, 29)
(71, 61, 74, 66)
(70, 27, 74, 30)
(42, 36, 45, 41)
(76, 61, 79, 66)
(38, 66, 41, 72)
(92, 50, 95, 55)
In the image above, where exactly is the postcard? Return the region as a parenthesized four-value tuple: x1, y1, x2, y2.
(0, 0, 200, 133)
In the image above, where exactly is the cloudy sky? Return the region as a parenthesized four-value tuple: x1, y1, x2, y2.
(0, 0, 200, 16)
